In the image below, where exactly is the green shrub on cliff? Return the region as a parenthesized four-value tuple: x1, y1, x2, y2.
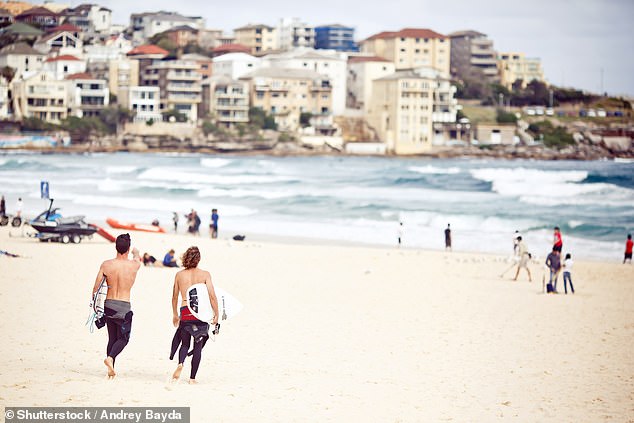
(528, 120, 575, 149)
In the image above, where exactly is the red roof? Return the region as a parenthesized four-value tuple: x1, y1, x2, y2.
(348, 56, 391, 63)
(17, 6, 58, 18)
(365, 28, 447, 41)
(212, 43, 251, 54)
(127, 44, 169, 56)
(47, 24, 81, 33)
(44, 54, 81, 62)
(66, 72, 92, 80)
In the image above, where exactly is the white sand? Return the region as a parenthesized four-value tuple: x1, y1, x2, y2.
(0, 226, 632, 422)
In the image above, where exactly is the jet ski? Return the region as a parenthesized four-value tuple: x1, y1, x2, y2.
(29, 199, 97, 243)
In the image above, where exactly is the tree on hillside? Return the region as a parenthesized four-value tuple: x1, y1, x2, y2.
(0, 66, 15, 83)
(100, 106, 134, 134)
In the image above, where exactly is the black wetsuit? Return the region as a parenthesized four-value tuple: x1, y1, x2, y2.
(104, 299, 133, 363)
(170, 307, 209, 379)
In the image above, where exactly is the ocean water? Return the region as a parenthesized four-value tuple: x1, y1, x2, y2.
(0, 152, 632, 261)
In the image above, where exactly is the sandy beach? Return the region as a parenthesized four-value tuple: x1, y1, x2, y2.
(0, 226, 632, 422)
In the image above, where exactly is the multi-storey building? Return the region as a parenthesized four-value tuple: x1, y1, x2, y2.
(315, 24, 358, 52)
(141, 60, 202, 122)
(197, 29, 223, 49)
(33, 29, 83, 57)
(0, 42, 45, 78)
(84, 33, 133, 63)
(126, 44, 168, 82)
(200, 75, 249, 129)
(42, 55, 86, 80)
(277, 17, 315, 50)
(498, 52, 545, 89)
(61, 3, 112, 35)
(15, 7, 61, 31)
(181, 53, 213, 79)
(360, 28, 450, 75)
(130, 11, 204, 44)
(346, 55, 395, 112)
(233, 24, 278, 55)
(107, 58, 139, 98)
(161, 25, 199, 48)
(449, 30, 499, 82)
(11, 70, 72, 122)
(367, 69, 437, 154)
(67, 72, 109, 118)
(240, 67, 333, 132)
(212, 52, 261, 80)
(262, 48, 347, 115)
(124, 86, 162, 123)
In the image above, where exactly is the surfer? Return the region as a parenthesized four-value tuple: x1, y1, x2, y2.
(91, 233, 140, 379)
(171, 246, 218, 384)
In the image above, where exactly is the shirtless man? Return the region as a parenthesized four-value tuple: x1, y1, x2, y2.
(171, 246, 218, 384)
(91, 233, 140, 379)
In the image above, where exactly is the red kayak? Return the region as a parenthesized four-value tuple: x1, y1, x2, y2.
(106, 218, 166, 233)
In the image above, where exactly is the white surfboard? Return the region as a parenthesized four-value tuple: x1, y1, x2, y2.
(185, 283, 243, 322)
(93, 276, 108, 317)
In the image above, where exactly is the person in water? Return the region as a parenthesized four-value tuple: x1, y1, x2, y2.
(171, 246, 219, 384)
(91, 233, 140, 379)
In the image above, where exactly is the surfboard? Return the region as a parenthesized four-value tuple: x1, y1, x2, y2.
(184, 283, 243, 322)
(93, 276, 108, 317)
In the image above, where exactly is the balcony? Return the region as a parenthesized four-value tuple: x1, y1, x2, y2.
(166, 84, 201, 92)
(166, 94, 201, 103)
(166, 71, 200, 81)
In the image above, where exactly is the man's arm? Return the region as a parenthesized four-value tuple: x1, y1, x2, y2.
(92, 262, 106, 296)
(205, 272, 219, 325)
(172, 275, 180, 327)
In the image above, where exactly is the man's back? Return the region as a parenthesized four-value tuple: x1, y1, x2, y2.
(102, 258, 140, 302)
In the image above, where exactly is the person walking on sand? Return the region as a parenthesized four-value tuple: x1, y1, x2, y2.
(171, 246, 218, 384)
(445, 224, 452, 251)
(562, 253, 575, 294)
(513, 236, 532, 282)
(513, 230, 521, 256)
(210, 208, 219, 239)
(624, 234, 633, 264)
(545, 247, 561, 293)
(553, 226, 563, 253)
(91, 233, 140, 379)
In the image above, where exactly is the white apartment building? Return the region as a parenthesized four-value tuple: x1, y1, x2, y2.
(33, 30, 83, 57)
(84, 34, 133, 62)
(367, 69, 437, 155)
(200, 75, 249, 129)
(68, 74, 109, 118)
(212, 52, 261, 80)
(42, 55, 86, 80)
(0, 42, 45, 79)
(278, 17, 315, 50)
(262, 48, 347, 115)
(346, 55, 395, 112)
(130, 11, 204, 44)
(11, 70, 72, 122)
(62, 4, 112, 35)
(126, 86, 161, 123)
(141, 60, 202, 122)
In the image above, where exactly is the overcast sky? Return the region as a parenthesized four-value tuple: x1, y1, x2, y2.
(97, 0, 634, 96)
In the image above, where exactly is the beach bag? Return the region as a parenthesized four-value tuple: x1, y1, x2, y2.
(546, 282, 554, 293)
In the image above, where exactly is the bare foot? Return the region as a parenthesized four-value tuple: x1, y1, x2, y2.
(188, 379, 197, 385)
(172, 364, 183, 381)
(104, 357, 116, 379)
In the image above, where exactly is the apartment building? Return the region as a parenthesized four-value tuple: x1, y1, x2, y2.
(15, 7, 61, 31)
(11, 70, 72, 122)
(262, 48, 347, 115)
(162, 25, 199, 48)
(141, 60, 202, 122)
(346, 55, 395, 112)
(130, 11, 204, 44)
(33, 29, 83, 57)
(498, 52, 545, 89)
(240, 67, 333, 132)
(198, 29, 224, 49)
(126, 44, 168, 82)
(360, 28, 450, 75)
(233, 24, 278, 54)
(125, 86, 162, 123)
(181, 53, 213, 79)
(200, 75, 249, 129)
(367, 69, 436, 155)
(315, 24, 358, 52)
(61, 3, 112, 35)
(84, 33, 133, 62)
(277, 17, 315, 50)
(449, 30, 499, 82)
(0, 42, 45, 78)
(213, 52, 261, 80)
(42, 55, 86, 80)
(107, 58, 139, 98)
(67, 73, 109, 118)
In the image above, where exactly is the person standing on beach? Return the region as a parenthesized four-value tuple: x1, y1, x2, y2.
(513, 236, 532, 282)
(553, 227, 563, 252)
(562, 253, 574, 294)
(91, 233, 140, 379)
(210, 208, 219, 239)
(513, 230, 521, 256)
(397, 221, 403, 248)
(445, 224, 452, 251)
(172, 212, 179, 233)
(0, 195, 6, 216)
(171, 246, 218, 384)
(545, 248, 561, 293)
(15, 197, 23, 217)
(624, 234, 633, 264)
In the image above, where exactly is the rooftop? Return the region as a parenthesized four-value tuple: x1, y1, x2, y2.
(66, 72, 93, 80)
(241, 67, 328, 81)
(126, 44, 169, 56)
(44, 54, 81, 62)
(347, 55, 390, 64)
(364, 28, 447, 42)
(0, 41, 43, 56)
